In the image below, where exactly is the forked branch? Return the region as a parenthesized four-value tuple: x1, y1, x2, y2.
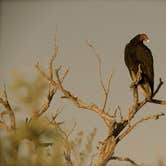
(34, 59, 68, 118)
(87, 42, 112, 112)
(0, 85, 16, 131)
(35, 41, 166, 166)
(55, 67, 114, 122)
(115, 77, 165, 144)
(118, 112, 165, 142)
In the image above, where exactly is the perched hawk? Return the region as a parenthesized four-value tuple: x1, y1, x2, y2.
(124, 34, 154, 99)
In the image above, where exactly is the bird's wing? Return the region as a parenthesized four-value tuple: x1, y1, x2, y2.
(135, 45, 154, 91)
(124, 43, 140, 77)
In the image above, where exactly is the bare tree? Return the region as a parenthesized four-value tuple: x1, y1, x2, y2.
(36, 41, 166, 166)
(0, 38, 165, 166)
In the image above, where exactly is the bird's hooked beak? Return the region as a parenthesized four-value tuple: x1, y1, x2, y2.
(146, 39, 150, 43)
(145, 36, 150, 43)
(140, 34, 150, 43)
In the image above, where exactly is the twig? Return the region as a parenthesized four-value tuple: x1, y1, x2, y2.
(117, 112, 165, 142)
(47, 106, 64, 127)
(110, 156, 142, 166)
(33, 55, 57, 118)
(114, 106, 123, 121)
(52, 105, 64, 121)
(36, 62, 54, 85)
(60, 123, 74, 166)
(67, 121, 77, 137)
(147, 78, 166, 105)
(102, 73, 112, 112)
(150, 99, 166, 105)
(152, 78, 163, 97)
(49, 37, 58, 80)
(87, 42, 112, 112)
(47, 111, 73, 166)
(0, 85, 16, 131)
(118, 106, 123, 121)
(34, 62, 68, 118)
(87, 42, 106, 95)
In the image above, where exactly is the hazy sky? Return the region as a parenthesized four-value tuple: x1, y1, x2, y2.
(1, 1, 166, 165)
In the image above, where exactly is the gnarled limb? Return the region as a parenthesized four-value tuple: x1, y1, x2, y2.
(55, 67, 114, 122)
(114, 77, 164, 143)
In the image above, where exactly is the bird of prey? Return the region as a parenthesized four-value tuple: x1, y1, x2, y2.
(124, 34, 154, 99)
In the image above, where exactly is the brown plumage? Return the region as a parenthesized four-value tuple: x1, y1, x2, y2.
(124, 34, 154, 99)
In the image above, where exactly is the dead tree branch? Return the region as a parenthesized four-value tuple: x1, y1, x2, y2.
(110, 156, 142, 166)
(49, 37, 58, 80)
(153, 78, 163, 96)
(32, 47, 58, 118)
(59, 123, 75, 166)
(114, 77, 165, 144)
(35, 41, 166, 166)
(149, 78, 166, 105)
(87, 42, 112, 112)
(47, 107, 73, 166)
(123, 77, 164, 126)
(118, 112, 165, 142)
(0, 85, 16, 131)
(34, 57, 68, 118)
(55, 68, 114, 122)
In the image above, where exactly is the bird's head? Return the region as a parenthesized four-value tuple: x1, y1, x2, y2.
(130, 33, 150, 44)
(139, 34, 150, 43)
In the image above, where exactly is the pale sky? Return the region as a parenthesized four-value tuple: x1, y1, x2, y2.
(1, 1, 166, 165)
